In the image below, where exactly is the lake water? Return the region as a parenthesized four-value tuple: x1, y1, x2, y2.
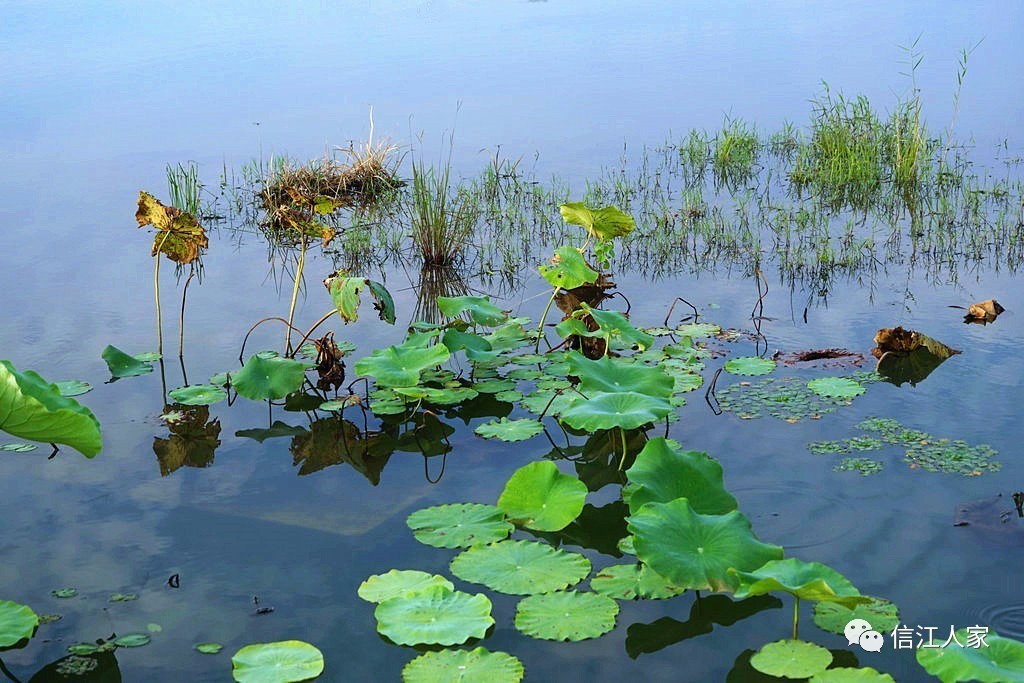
(2, 2, 1024, 681)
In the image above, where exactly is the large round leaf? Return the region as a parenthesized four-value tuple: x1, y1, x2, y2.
(566, 351, 673, 398)
(407, 504, 513, 548)
(590, 563, 686, 600)
(623, 437, 737, 515)
(559, 202, 635, 241)
(810, 668, 896, 682)
(497, 461, 587, 531)
(474, 418, 544, 443)
(168, 384, 227, 406)
(724, 356, 776, 376)
(402, 648, 523, 683)
(450, 540, 590, 595)
(751, 639, 833, 678)
(232, 355, 310, 401)
(730, 558, 869, 607)
(231, 640, 325, 683)
(514, 591, 618, 641)
(0, 360, 102, 457)
(0, 600, 38, 647)
(916, 629, 1024, 682)
(437, 295, 509, 327)
(357, 570, 455, 603)
(354, 339, 451, 388)
(539, 246, 599, 290)
(814, 597, 899, 636)
(628, 499, 783, 593)
(559, 391, 672, 431)
(374, 586, 493, 646)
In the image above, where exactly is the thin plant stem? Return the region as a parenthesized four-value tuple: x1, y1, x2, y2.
(287, 309, 339, 358)
(792, 597, 800, 640)
(153, 232, 172, 356)
(618, 427, 628, 470)
(534, 287, 558, 352)
(285, 234, 308, 353)
(178, 271, 195, 358)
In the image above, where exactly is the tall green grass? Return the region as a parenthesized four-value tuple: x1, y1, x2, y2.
(166, 162, 201, 215)
(409, 158, 479, 267)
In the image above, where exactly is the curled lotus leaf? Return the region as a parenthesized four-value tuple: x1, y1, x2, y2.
(55, 380, 92, 397)
(559, 391, 672, 432)
(136, 191, 208, 264)
(623, 437, 737, 515)
(0, 600, 39, 647)
(751, 640, 833, 679)
(539, 246, 600, 290)
(559, 202, 635, 241)
(730, 558, 870, 607)
(231, 640, 325, 683)
(402, 647, 524, 683)
(916, 629, 1024, 682)
(566, 351, 673, 398)
(232, 355, 311, 401)
(0, 361, 102, 457)
(358, 570, 455, 603)
(724, 356, 776, 376)
(450, 540, 590, 595)
(101, 345, 154, 379)
(324, 273, 396, 324)
(474, 418, 544, 442)
(406, 503, 513, 548)
(374, 586, 493, 646)
(514, 591, 619, 642)
(437, 295, 509, 327)
(497, 461, 587, 531)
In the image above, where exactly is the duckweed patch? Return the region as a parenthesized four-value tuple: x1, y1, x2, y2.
(717, 376, 849, 421)
(834, 457, 884, 476)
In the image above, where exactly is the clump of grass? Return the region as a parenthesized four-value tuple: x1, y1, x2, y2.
(712, 117, 759, 186)
(166, 162, 201, 215)
(409, 157, 480, 267)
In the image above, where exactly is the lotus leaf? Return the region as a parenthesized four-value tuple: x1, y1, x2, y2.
(55, 381, 92, 397)
(109, 593, 137, 602)
(730, 558, 869, 607)
(324, 274, 396, 324)
(231, 640, 325, 683)
(623, 438, 737, 515)
(628, 499, 783, 593)
(101, 345, 154, 378)
(167, 384, 227, 406)
(51, 588, 77, 598)
(0, 361, 102, 457)
(539, 246, 600, 290)
(450, 540, 590, 595)
(497, 461, 587, 531)
(442, 329, 492, 356)
(590, 563, 686, 600)
(566, 351, 673, 397)
(374, 586, 493, 646)
(473, 378, 517, 394)
(437, 295, 509, 327)
(672, 373, 703, 393)
(112, 633, 150, 647)
(494, 389, 523, 403)
(810, 668, 896, 682)
(474, 418, 543, 442)
(560, 391, 672, 432)
(559, 202, 635, 241)
(0, 600, 38, 647)
(0, 443, 35, 452)
(394, 386, 478, 406)
(834, 457, 884, 475)
(354, 337, 451, 388)
(724, 356, 776, 376)
(914, 629, 1024, 682)
(583, 305, 657, 351)
(509, 353, 547, 365)
(808, 377, 866, 399)
(521, 391, 577, 417)
(318, 396, 362, 411)
(464, 323, 532, 362)
(232, 355, 310, 401)
(514, 591, 619, 641)
(814, 597, 899, 636)
(751, 639, 833, 678)
(136, 191, 208, 264)
(358, 570, 455, 603)
(402, 647, 524, 683)
(675, 323, 722, 338)
(407, 504, 513, 548)
(196, 642, 223, 654)
(133, 351, 162, 362)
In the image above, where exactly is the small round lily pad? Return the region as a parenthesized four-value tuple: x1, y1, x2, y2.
(751, 639, 833, 678)
(231, 640, 325, 683)
(358, 570, 455, 603)
(514, 591, 619, 641)
(675, 323, 722, 338)
(51, 588, 77, 599)
(407, 504, 513, 549)
(590, 563, 686, 600)
(196, 642, 224, 654)
(474, 418, 544, 442)
(402, 647, 524, 683)
(168, 384, 228, 406)
(724, 357, 776, 376)
(112, 633, 151, 647)
(807, 377, 866, 399)
(56, 380, 93, 397)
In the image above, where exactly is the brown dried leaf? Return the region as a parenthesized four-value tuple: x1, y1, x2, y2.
(965, 299, 1005, 324)
(136, 191, 208, 264)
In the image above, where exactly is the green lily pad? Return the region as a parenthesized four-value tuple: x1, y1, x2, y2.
(450, 540, 590, 595)
(672, 373, 704, 393)
(358, 570, 455, 603)
(437, 295, 509, 327)
(560, 391, 672, 432)
(473, 378, 517, 394)
(393, 386, 478, 405)
(0, 361, 102, 457)
(133, 352, 162, 362)
(514, 591, 619, 641)
(354, 337, 451, 388)
(810, 668, 896, 682)
(407, 504, 513, 549)
(402, 647, 524, 683)
(539, 246, 600, 290)
(724, 356, 776, 376)
(112, 633, 151, 647)
(0, 600, 38, 647)
(55, 380, 92, 397)
(834, 457, 884, 475)
(751, 640, 833, 678)
(232, 354, 310, 401)
(916, 629, 1024, 682)
(109, 593, 138, 602)
(675, 323, 722, 338)
(51, 588, 77, 599)
(814, 597, 900, 636)
(196, 642, 223, 654)
(318, 396, 362, 411)
(623, 437, 737, 515)
(628, 499, 783, 592)
(520, 391, 577, 417)
(474, 418, 544, 442)
(0, 443, 36, 452)
(566, 351, 674, 397)
(168, 384, 227, 406)
(583, 305, 657, 351)
(905, 438, 1000, 475)
(730, 558, 869, 607)
(374, 586, 493, 646)
(494, 390, 523, 403)
(807, 377, 866, 399)
(559, 202, 635, 241)
(232, 640, 325, 683)
(590, 563, 686, 600)
(101, 345, 154, 378)
(497, 461, 587, 531)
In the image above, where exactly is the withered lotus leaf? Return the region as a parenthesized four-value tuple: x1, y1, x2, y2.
(135, 191, 208, 264)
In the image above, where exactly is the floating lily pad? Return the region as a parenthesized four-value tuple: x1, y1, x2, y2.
(724, 356, 776, 376)
(232, 640, 325, 683)
(497, 461, 587, 531)
(566, 351, 674, 397)
(474, 418, 544, 442)
(51, 588, 77, 599)
(814, 597, 900, 636)
(112, 633, 151, 647)
(232, 354, 310, 401)
(358, 570, 455, 603)
(402, 647, 524, 683)
(494, 390, 523, 403)
(0, 443, 36, 452)
(905, 439, 1000, 475)
(514, 591, 619, 641)
(834, 457, 884, 475)
(590, 563, 686, 600)
(717, 376, 846, 421)
(394, 386, 478, 406)
(808, 377, 866, 399)
(407, 504, 513, 548)
(473, 378, 517, 394)
(196, 642, 223, 654)
(560, 391, 672, 432)
(628, 499, 783, 592)
(916, 629, 1024, 682)
(318, 396, 362, 411)
(0, 600, 38, 647)
(730, 558, 869, 607)
(623, 438, 737, 515)
(675, 323, 722, 338)
(521, 391, 577, 417)
(751, 640, 833, 678)
(354, 337, 451, 388)
(55, 380, 92, 397)
(810, 668, 896, 682)
(672, 373, 704, 393)
(101, 345, 154, 378)
(168, 384, 227, 406)
(374, 586, 493, 646)
(450, 540, 590, 595)
(109, 593, 138, 602)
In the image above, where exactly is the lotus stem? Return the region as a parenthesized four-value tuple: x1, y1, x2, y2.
(618, 427, 628, 470)
(285, 235, 308, 354)
(178, 271, 195, 358)
(153, 232, 172, 356)
(792, 597, 800, 640)
(534, 286, 558, 352)
(287, 308, 339, 358)
(238, 317, 304, 362)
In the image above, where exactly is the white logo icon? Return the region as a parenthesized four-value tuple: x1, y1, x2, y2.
(859, 630, 885, 652)
(846, 619, 883, 651)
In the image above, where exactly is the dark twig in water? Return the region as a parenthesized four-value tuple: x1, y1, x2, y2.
(705, 368, 723, 416)
(238, 317, 304, 362)
(751, 269, 768, 320)
(286, 309, 339, 359)
(178, 271, 196, 358)
(609, 291, 632, 315)
(664, 296, 699, 327)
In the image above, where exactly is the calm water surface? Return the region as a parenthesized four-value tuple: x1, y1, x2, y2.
(1, 2, 1024, 681)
